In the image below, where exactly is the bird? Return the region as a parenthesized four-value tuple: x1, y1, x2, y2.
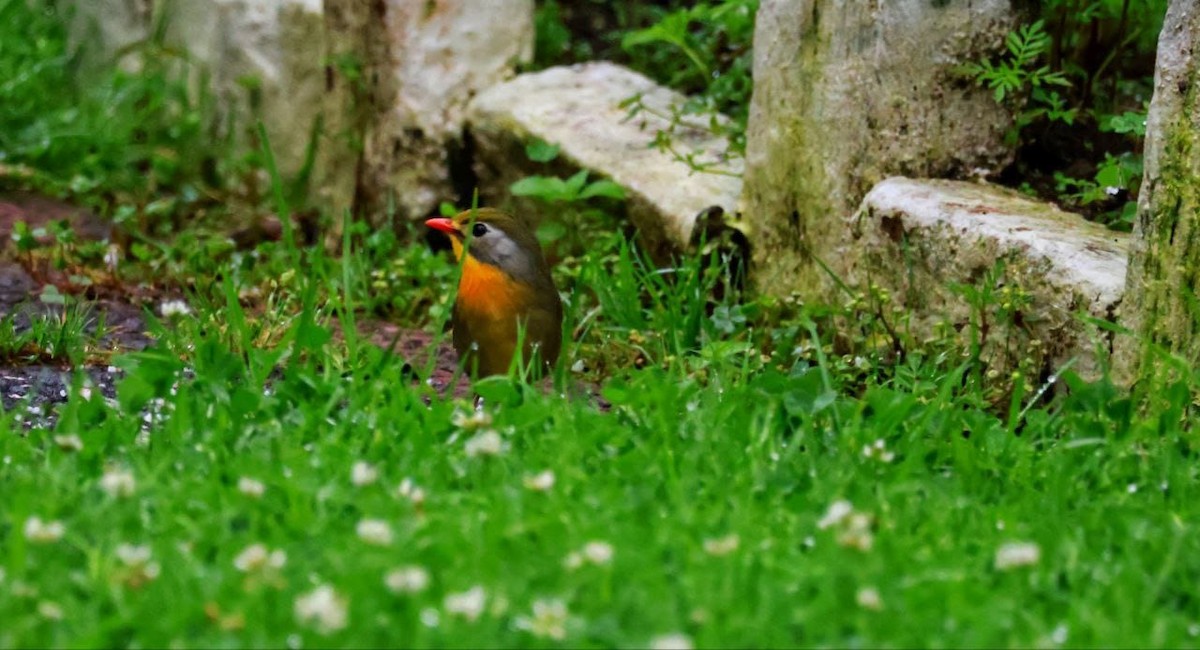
(425, 208, 563, 378)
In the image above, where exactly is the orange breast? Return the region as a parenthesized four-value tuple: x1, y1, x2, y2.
(457, 255, 531, 319)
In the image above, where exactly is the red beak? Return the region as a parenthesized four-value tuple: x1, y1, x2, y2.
(424, 217, 459, 236)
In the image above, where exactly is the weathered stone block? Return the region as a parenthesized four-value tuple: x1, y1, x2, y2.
(468, 62, 743, 259)
(741, 0, 1019, 301)
(851, 177, 1128, 380)
(316, 0, 534, 225)
(68, 0, 325, 178)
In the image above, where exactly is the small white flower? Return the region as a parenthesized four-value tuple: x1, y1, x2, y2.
(384, 566, 430, 594)
(53, 434, 83, 452)
(356, 519, 394, 546)
(1105, 186, 1121, 197)
(861, 439, 895, 463)
(817, 500, 853, 529)
(115, 543, 152, 566)
(234, 543, 287, 573)
(582, 541, 614, 565)
(24, 516, 65, 543)
(523, 469, 556, 491)
(1127, 483, 1138, 494)
(516, 598, 569, 640)
(115, 543, 161, 582)
(816, 500, 874, 551)
(397, 478, 427, 505)
(420, 607, 440, 628)
(464, 430, 506, 457)
(294, 584, 349, 634)
(237, 476, 266, 498)
(995, 541, 1041, 570)
(37, 601, 64, 621)
(702, 534, 740, 557)
(563, 552, 584, 570)
(838, 513, 874, 552)
(444, 585, 487, 621)
(159, 299, 192, 318)
(351, 461, 378, 486)
(856, 586, 883, 611)
(104, 244, 121, 272)
(650, 633, 694, 650)
(99, 467, 136, 498)
(452, 409, 493, 430)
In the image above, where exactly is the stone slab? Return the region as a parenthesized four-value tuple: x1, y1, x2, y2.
(468, 62, 743, 258)
(850, 177, 1129, 380)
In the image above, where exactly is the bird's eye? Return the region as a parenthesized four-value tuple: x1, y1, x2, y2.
(471, 223, 488, 237)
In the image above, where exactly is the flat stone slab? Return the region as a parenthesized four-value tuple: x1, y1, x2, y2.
(468, 62, 742, 258)
(850, 177, 1129, 381)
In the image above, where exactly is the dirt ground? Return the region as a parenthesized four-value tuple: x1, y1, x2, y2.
(0, 193, 607, 423)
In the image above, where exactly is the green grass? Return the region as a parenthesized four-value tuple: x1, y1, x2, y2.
(4, 226, 1200, 647)
(4, 1, 1200, 648)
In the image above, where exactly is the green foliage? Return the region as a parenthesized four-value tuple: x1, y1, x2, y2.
(965, 21, 1072, 106)
(966, 1, 1166, 231)
(0, 305, 94, 366)
(506, 142, 626, 252)
(619, 0, 757, 160)
(964, 20, 1074, 145)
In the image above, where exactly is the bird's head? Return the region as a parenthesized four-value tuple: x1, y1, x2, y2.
(425, 208, 549, 287)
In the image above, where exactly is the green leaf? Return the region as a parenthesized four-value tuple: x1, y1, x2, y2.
(578, 179, 626, 200)
(524, 138, 560, 163)
(510, 175, 568, 199)
(564, 169, 589, 197)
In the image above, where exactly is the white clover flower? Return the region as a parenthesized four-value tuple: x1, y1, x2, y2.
(817, 500, 853, 529)
(356, 519, 394, 546)
(564, 540, 615, 570)
(861, 439, 895, 463)
(650, 633, 694, 650)
(397, 478, 427, 505)
(384, 566, 430, 594)
(523, 469, 556, 492)
(464, 430, 506, 457)
(702, 533, 740, 557)
(995, 541, 1041, 571)
(24, 516, 65, 543)
(351, 461, 378, 486)
(294, 584, 349, 634)
(159, 299, 192, 318)
(452, 409, 493, 430)
(516, 598, 569, 640)
(444, 585, 487, 621)
(818, 500, 874, 551)
(37, 601, 64, 621)
(838, 513, 874, 552)
(115, 543, 152, 566)
(53, 434, 83, 452)
(234, 543, 287, 573)
(115, 543, 161, 583)
(582, 541, 614, 565)
(856, 586, 883, 611)
(99, 467, 136, 498)
(237, 476, 266, 498)
(420, 607, 440, 628)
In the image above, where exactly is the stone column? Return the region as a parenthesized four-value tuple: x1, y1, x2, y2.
(739, 0, 1018, 300)
(1116, 0, 1200, 385)
(315, 0, 534, 228)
